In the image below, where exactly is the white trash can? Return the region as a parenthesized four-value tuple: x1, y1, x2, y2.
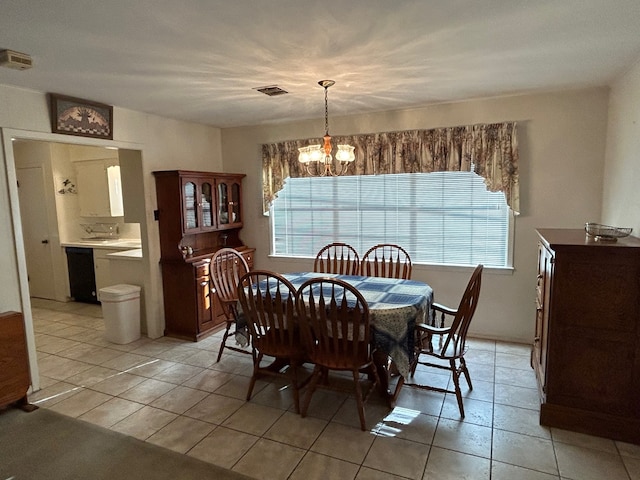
(100, 284, 142, 344)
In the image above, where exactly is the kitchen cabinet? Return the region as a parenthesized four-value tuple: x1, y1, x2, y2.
(76, 159, 124, 217)
(93, 248, 112, 301)
(153, 170, 253, 340)
(533, 228, 640, 443)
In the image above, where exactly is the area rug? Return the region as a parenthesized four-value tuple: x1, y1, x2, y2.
(0, 407, 254, 480)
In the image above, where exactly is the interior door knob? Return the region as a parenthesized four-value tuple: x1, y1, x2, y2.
(41, 239, 49, 244)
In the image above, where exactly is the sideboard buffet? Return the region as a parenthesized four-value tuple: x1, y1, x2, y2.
(153, 170, 254, 341)
(532, 228, 640, 443)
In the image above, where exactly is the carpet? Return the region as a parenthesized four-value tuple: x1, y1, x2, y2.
(0, 407, 254, 480)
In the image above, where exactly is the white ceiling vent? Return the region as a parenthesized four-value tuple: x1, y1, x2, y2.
(253, 85, 288, 96)
(0, 49, 33, 70)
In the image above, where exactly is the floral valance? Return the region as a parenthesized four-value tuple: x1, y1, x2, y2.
(262, 121, 519, 214)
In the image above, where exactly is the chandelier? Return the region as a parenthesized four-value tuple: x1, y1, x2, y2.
(298, 80, 355, 176)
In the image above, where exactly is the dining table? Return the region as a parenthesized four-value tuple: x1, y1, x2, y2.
(279, 272, 434, 404)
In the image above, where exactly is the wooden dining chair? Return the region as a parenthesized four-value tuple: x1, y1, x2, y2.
(210, 247, 250, 362)
(399, 265, 483, 417)
(296, 277, 380, 430)
(361, 243, 412, 279)
(237, 270, 308, 413)
(313, 242, 360, 275)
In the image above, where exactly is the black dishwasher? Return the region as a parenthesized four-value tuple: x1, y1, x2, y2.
(65, 247, 99, 303)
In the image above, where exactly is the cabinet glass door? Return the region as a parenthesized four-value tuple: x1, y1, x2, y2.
(231, 182, 241, 223)
(218, 182, 229, 225)
(201, 182, 214, 228)
(183, 181, 198, 230)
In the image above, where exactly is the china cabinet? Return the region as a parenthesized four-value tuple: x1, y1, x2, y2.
(532, 228, 640, 443)
(153, 170, 253, 341)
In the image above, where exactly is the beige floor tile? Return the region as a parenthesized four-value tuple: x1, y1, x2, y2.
(424, 446, 490, 479)
(110, 405, 178, 440)
(464, 348, 496, 366)
(29, 381, 82, 407)
(394, 386, 445, 416)
(210, 354, 254, 376)
(466, 338, 496, 352)
(440, 395, 493, 427)
(187, 426, 258, 468)
(91, 372, 147, 395)
(100, 352, 151, 371)
(555, 442, 631, 480)
(222, 401, 284, 436)
(128, 342, 174, 357)
(301, 388, 349, 421)
(464, 377, 495, 403)
(213, 373, 255, 400)
(491, 461, 560, 480)
(495, 352, 531, 371)
(492, 429, 558, 475)
(622, 455, 640, 480)
(355, 467, 408, 480)
(363, 435, 429, 479)
(493, 403, 551, 439)
(248, 378, 299, 411)
(495, 365, 539, 389)
(118, 378, 177, 404)
(233, 437, 306, 480)
(149, 385, 209, 414)
(465, 361, 496, 383)
(48, 388, 112, 418)
(289, 451, 359, 480)
(155, 345, 202, 363)
(151, 363, 204, 384)
(495, 341, 533, 356)
(433, 417, 492, 459)
(183, 392, 245, 424)
(551, 427, 618, 453)
(37, 356, 94, 381)
(311, 422, 376, 464)
(182, 369, 233, 392)
(493, 383, 539, 410)
(330, 396, 392, 431)
(146, 415, 215, 454)
(126, 358, 176, 377)
(618, 441, 640, 459)
(269, 410, 329, 446)
(180, 349, 218, 368)
(78, 396, 144, 427)
(64, 365, 121, 387)
(374, 407, 438, 445)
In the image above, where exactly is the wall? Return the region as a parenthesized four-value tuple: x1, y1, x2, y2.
(222, 88, 610, 343)
(602, 58, 640, 231)
(0, 84, 223, 385)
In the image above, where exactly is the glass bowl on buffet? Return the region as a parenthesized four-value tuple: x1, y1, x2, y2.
(585, 222, 632, 242)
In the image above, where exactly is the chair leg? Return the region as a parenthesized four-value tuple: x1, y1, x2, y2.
(460, 357, 473, 390)
(246, 350, 262, 401)
(216, 319, 234, 363)
(450, 359, 465, 418)
(301, 365, 323, 418)
(289, 361, 300, 414)
(352, 369, 367, 431)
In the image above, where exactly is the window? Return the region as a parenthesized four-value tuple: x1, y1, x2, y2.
(270, 172, 512, 268)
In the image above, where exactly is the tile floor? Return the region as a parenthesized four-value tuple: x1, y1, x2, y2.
(26, 298, 640, 480)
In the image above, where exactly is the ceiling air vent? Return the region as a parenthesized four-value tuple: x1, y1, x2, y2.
(0, 49, 33, 70)
(254, 85, 288, 97)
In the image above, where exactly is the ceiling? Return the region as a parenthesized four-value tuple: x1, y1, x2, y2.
(1, 0, 640, 129)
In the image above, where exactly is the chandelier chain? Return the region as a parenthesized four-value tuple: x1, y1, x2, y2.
(324, 85, 329, 136)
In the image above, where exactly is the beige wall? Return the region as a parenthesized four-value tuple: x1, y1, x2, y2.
(1, 85, 223, 386)
(603, 58, 640, 231)
(222, 88, 610, 343)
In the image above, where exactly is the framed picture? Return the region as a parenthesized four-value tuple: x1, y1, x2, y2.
(49, 94, 113, 140)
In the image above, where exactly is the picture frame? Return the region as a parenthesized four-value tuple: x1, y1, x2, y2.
(49, 93, 113, 140)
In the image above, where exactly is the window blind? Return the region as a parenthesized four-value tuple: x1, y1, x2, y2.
(271, 172, 510, 267)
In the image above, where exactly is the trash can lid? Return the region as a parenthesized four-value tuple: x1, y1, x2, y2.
(99, 284, 141, 295)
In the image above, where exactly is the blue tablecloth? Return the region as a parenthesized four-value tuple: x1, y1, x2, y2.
(282, 272, 433, 378)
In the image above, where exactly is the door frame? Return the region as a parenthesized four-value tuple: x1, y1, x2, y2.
(1, 127, 145, 392)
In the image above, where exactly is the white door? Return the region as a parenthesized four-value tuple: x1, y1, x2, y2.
(16, 167, 57, 299)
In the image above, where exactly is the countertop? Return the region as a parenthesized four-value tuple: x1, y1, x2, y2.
(106, 248, 143, 260)
(61, 239, 142, 250)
